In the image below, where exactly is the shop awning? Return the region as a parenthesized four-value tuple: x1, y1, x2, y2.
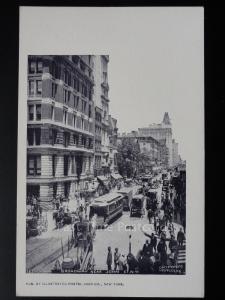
(111, 173, 123, 180)
(97, 176, 110, 190)
(97, 176, 109, 183)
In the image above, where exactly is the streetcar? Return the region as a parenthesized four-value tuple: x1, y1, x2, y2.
(141, 175, 152, 185)
(117, 187, 133, 211)
(146, 187, 162, 210)
(162, 178, 170, 192)
(89, 193, 124, 228)
(26, 214, 48, 238)
(130, 194, 145, 217)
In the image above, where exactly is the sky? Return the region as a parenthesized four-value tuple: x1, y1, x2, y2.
(20, 7, 204, 160)
(104, 8, 204, 159)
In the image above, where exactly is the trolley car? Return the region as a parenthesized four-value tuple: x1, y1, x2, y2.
(117, 187, 133, 211)
(89, 193, 124, 228)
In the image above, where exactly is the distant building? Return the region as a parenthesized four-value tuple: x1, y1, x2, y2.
(138, 112, 173, 167)
(117, 132, 167, 171)
(118, 113, 182, 168)
(172, 139, 179, 167)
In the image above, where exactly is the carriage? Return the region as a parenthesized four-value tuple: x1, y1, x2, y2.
(74, 216, 96, 246)
(53, 207, 78, 229)
(26, 215, 48, 238)
(130, 194, 145, 217)
(51, 217, 96, 273)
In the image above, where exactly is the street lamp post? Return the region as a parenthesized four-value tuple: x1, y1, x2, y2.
(129, 234, 132, 254)
(126, 225, 133, 254)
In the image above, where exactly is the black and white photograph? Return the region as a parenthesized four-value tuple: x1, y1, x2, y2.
(26, 54, 186, 275)
(17, 6, 204, 297)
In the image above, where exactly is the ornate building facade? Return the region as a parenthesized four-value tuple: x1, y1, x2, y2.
(108, 115, 118, 173)
(93, 55, 118, 176)
(27, 55, 95, 203)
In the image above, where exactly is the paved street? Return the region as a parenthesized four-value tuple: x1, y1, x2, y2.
(26, 182, 185, 273)
(92, 208, 184, 271)
(92, 211, 148, 270)
(26, 220, 74, 272)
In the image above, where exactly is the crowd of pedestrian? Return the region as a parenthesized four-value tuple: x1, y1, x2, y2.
(104, 171, 185, 273)
(106, 247, 128, 273)
(105, 223, 184, 273)
(26, 195, 43, 219)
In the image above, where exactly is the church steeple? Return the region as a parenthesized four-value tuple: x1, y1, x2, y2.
(162, 112, 171, 125)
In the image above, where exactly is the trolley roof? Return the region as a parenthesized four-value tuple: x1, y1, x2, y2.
(90, 193, 123, 206)
(117, 187, 133, 194)
(132, 194, 145, 200)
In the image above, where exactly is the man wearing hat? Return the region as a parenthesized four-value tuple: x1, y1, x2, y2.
(106, 246, 112, 271)
(150, 233, 157, 253)
(114, 247, 121, 271)
(169, 234, 178, 265)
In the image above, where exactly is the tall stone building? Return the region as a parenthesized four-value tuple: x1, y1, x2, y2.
(93, 55, 110, 175)
(108, 115, 118, 173)
(138, 112, 173, 167)
(172, 139, 180, 167)
(27, 55, 95, 203)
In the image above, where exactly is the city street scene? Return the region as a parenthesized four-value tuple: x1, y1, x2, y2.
(26, 55, 186, 275)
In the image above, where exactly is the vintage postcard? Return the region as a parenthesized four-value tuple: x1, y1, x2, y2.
(17, 6, 204, 297)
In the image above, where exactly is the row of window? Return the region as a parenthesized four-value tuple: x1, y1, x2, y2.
(29, 80, 42, 96)
(29, 61, 43, 74)
(63, 90, 92, 117)
(28, 79, 91, 103)
(27, 154, 92, 176)
(27, 126, 93, 149)
(63, 110, 90, 131)
(95, 111, 102, 122)
(28, 104, 92, 131)
(27, 182, 71, 199)
(28, 104, 42, 121)
(29, 59, 92, 99)
(95, 125, 102, 135)
(95, 140, 102, 152)
(28, 80, 92, 118)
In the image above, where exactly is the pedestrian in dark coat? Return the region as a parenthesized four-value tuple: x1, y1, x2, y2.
(106, 247, 112, 271)
(127, 253, 138, 273)
(154, 216, 157, 232)
(150, 233, 157, 252)
(146, 243, 154, 258)
(80, 204, 84, 212)
(157, 238, 168, 266)
(142, 240, 149, 256)
(147, 209, 153, 224)
(138, 251, 147, 273)
(114, 248, 121, 271)
(177, 228, 185, 247)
